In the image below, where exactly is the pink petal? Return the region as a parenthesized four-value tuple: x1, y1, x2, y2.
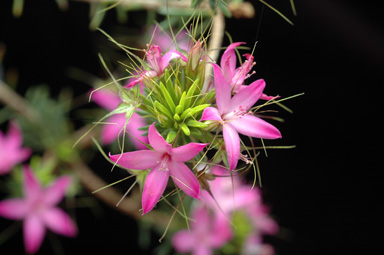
(42, 207, 77, 237)
(200, 107, 222, 122)
(210, 215, 233, 247)
(172, 230, 194, 252)
(109, 150, 161, 170)
(141, 165, 170, 214)
(227, 79, 265, 114)
(44, 176, 71, 206)
(126, 112, 149, 150)
(0, 198, 28, 220)
(169, 161, 200, 199)
(230, 115, 282, 139)
(220, 42, 245, 77)
(90, 88, 121, 111)
(160, 50, 187, 71)
(23, 215, 46, 254)
(212, 63, 231, 114)
(222, 124, 240, 171)
(7, 121, 23, 148)
(171, 143, 208, 162)
(101, 114, 126, 145)
(148, 123, 172, 153)
(23, 166, 42, 199)
(146, 45, 163, 74)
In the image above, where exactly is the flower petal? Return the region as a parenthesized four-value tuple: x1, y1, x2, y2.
(220, 42, 245, 77)
(90, 88, 121, 111)
(42, 207, 77, 237)
(44, 176, 71, 206)
(172, 230, 194, 253)
(148, 123, 172, 153)
(222, 124, 240, 171)
(109, 150, 161, 170)
(169, 161, 200, 199)
(171, 143, 208, 162)
(23, 215, 46, 254)
(141, 165, 170, 214)
(23, 166, 41, 199)
(200, 107, 222, 122)
(101, 114, 126, 145)
(126, 112, 149, 150)
(160, 50, 187, 71)
(212, 63, 231, 114)
(0, 198, 28, 220)
(228, 79, 265, 113)
(230, 115, 282, 139)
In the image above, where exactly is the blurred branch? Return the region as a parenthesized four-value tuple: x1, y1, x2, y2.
(0, 80, 40, 123)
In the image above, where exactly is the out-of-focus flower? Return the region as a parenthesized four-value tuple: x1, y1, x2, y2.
(172, 206, 232, 255)
(200, 64, 281, 170)
(201, 165, 279, 236)
(91, 88, 148, 148)
(125, 45, 187, 88)
(0, 121, 31, 175)
(149, 25, 189, 52)
(172, 165, 278, 255)
(220, 42, 278, 100)
(0, 166, 77, 254)
(109, 123, 207, 214)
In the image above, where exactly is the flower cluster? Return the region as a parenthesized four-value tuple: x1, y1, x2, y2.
(102, 39, 282, 214)
(92, 34, 283, 253)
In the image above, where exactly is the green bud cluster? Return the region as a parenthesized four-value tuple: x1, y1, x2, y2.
(137, 65, 214, 144)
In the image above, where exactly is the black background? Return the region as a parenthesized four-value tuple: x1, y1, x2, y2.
(1, 0, 383, 254)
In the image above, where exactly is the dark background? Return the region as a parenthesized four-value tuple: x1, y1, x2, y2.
(1, 0, 383, 254)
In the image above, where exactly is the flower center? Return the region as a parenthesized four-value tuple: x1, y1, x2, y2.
(158, 154, 170, 171)
(224, 105, 252, 121)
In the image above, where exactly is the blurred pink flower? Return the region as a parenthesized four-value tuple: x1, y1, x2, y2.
(220, 42, 278, 100)
(91, 88, 148, 149)
(125, 45, 187, 88)
(172, 206, 232, 255)
(0, 121, 31, 175)
(149, 26, 189, 52)
(109, 123, 207, 214)
(0, 166, 77, 254)
(200, 64, 281, 170)
(202, 165, 279, 236)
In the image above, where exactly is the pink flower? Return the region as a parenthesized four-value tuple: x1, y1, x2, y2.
(0, 166, 77, 254)
(91, 88, 148, 148)
(125, 45, 187, 88)
(172, 206, 232, 255)
(220, 42, 278, 100)
(109, 123, 207, 214)
(149, 25, 189, 52)
(0, 121, 31, 175)
(200, 64, 281, 170)
(202, 166, 279, 236)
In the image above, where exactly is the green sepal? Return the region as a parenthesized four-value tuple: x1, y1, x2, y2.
(184, 79, 199, 108)
(154, 101, 173, 121)
(180, 123, 191, 136)
(186, 119, 208, 128)
(159, 82, 176, 114)
(166, 129, 177, 143)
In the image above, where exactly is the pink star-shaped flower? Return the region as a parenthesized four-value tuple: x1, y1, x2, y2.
(0, 121, 31, 175)
(109, 123, 207, 214)
(0, 166, 77, 254)
(201, 64, 281, 170)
